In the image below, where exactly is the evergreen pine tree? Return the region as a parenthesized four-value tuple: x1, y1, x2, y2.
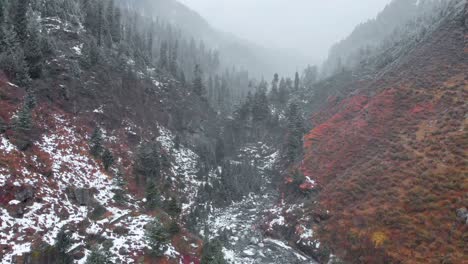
(174, 134, 181, 149)
(55, 227, 73, 264)
(102, 148, 114, 171)
(24, 90, 36, 109)
(201, 239, 227, 264)
(14, 104, 32, 133)
(252, 88, 269, 122)
(294, 71, 300, 91)
(270, 73, 279, 103)
(145, 180, 160, 209)
(89, 127, 103, 158)
(81, 38, 99, 68)
(114, 169, 126, 189)
(278, 78, 288, 105)
(145, 218, 169, 256)
(0, 23, 31, 87)
(13, 0, 28, 44)
(193, 64, 205, 97)
(166, 198, 181, 217)
(113, 169, 127, 204)
(169, 40, 178, 75)
(285, 102, 305, 163)
(159, 41, 168, 70)
(111, 6, 121, 43)
(96, 1, 103, 46)
(85, 247, 111, 264)
(168, 220, 180, 235)
(0, 116, 6, 133)
(135, 141, 161, 179)
(24, 8, 43, 79)
(291, 169, 305, 186)
(106, 0, 115, 41)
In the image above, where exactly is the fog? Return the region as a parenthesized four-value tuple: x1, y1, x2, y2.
(179, 0, 393, 65)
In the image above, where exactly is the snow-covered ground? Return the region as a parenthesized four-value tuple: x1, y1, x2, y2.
(201, 143, 317, 264)
(0, 116, 183, 264)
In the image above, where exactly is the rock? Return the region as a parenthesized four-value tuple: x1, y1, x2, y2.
(15, 187, 34, 203)
(72, 250, 85, 260)
(242, 247, 256, 257)
(66, 187, 96, 206)
(456, 207, 468, 224)
(250, 237, 259, 244)
(258, 242, 265, 248)
(119, 247, 129, 255)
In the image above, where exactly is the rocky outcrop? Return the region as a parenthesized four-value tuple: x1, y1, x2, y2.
(456, 207, 468, 224)
(65, 187, 97, 206)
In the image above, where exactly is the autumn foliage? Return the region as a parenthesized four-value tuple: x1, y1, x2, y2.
(293, 9, 468, 264)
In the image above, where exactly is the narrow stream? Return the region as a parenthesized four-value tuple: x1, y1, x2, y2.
(207, 193, 317, 264)
(202, 143, 318, 264)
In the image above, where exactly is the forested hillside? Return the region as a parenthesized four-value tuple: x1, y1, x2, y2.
(0, 0, 466, 263)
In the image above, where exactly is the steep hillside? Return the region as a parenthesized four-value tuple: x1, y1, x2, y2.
(276, 0, 467, 263)
(321, 0, 458, 77)
(0, 1, 221, 263)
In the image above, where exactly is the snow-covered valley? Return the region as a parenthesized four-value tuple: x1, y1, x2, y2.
(200, 143, 318, 264)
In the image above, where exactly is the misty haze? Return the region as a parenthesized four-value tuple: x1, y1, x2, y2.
(0, 0, 466, 264)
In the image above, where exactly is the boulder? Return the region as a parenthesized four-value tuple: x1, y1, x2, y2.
(15, 187, 34, 203)
(456, 207, 468, 224)
(66, 187, 96, 206)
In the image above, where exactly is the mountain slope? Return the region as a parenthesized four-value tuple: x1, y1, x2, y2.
(0, 2, 220, 263)
(258, 1, 467, 263)
(117, 0, 301, 77)
(294, 1, 466, 263)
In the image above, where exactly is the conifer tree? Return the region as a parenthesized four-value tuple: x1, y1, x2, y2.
(270, 73, 279, 103)
(81, 38, 99, 68)
(168, 220, 180, 235)
(14, 104, 32, 133)
(55, 228, 73, 264)
(102, 148, 114, 171)
(135, 141, 161, 179)
(159, 41, 168, 70)
(86, 247, 111, 264)
(201, 239, 227, 264)
(13, 0, 28, 44)
(96, 1, 103, 46)
(0, 116, 6, 133)
(169, 40, 178, 75)
(24, 9, 43, 79)
(278, 78, 288, 105)
(252, 88, 269, 122)
(89, 127, 103, 158)
(193, 64, 204, 97)
(24, 90, 36, 109)
(166, 198, 181, 217)
(285, 102, 305, 163)
(111, 6, 121, 43)
(145, 218, 169, 257)
(294, 71, 300, 91)
(113, 169, 127, 204)
(145, 180, 160, 209)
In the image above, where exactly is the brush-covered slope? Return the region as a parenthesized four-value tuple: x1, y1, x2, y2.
(298, 1, 467, 263)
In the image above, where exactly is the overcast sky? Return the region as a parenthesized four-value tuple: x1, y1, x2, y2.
(179, 0, 393, 64)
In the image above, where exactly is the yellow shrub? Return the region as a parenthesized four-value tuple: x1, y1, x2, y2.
(372, 231, 388, 247)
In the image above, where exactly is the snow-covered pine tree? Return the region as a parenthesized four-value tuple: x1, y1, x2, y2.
(145, 218, 169, 256)
(89, 127, 104, 158)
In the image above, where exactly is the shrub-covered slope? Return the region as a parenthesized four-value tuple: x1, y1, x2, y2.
(301, 2, 467, 263)
(273, 1, 467, 263)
